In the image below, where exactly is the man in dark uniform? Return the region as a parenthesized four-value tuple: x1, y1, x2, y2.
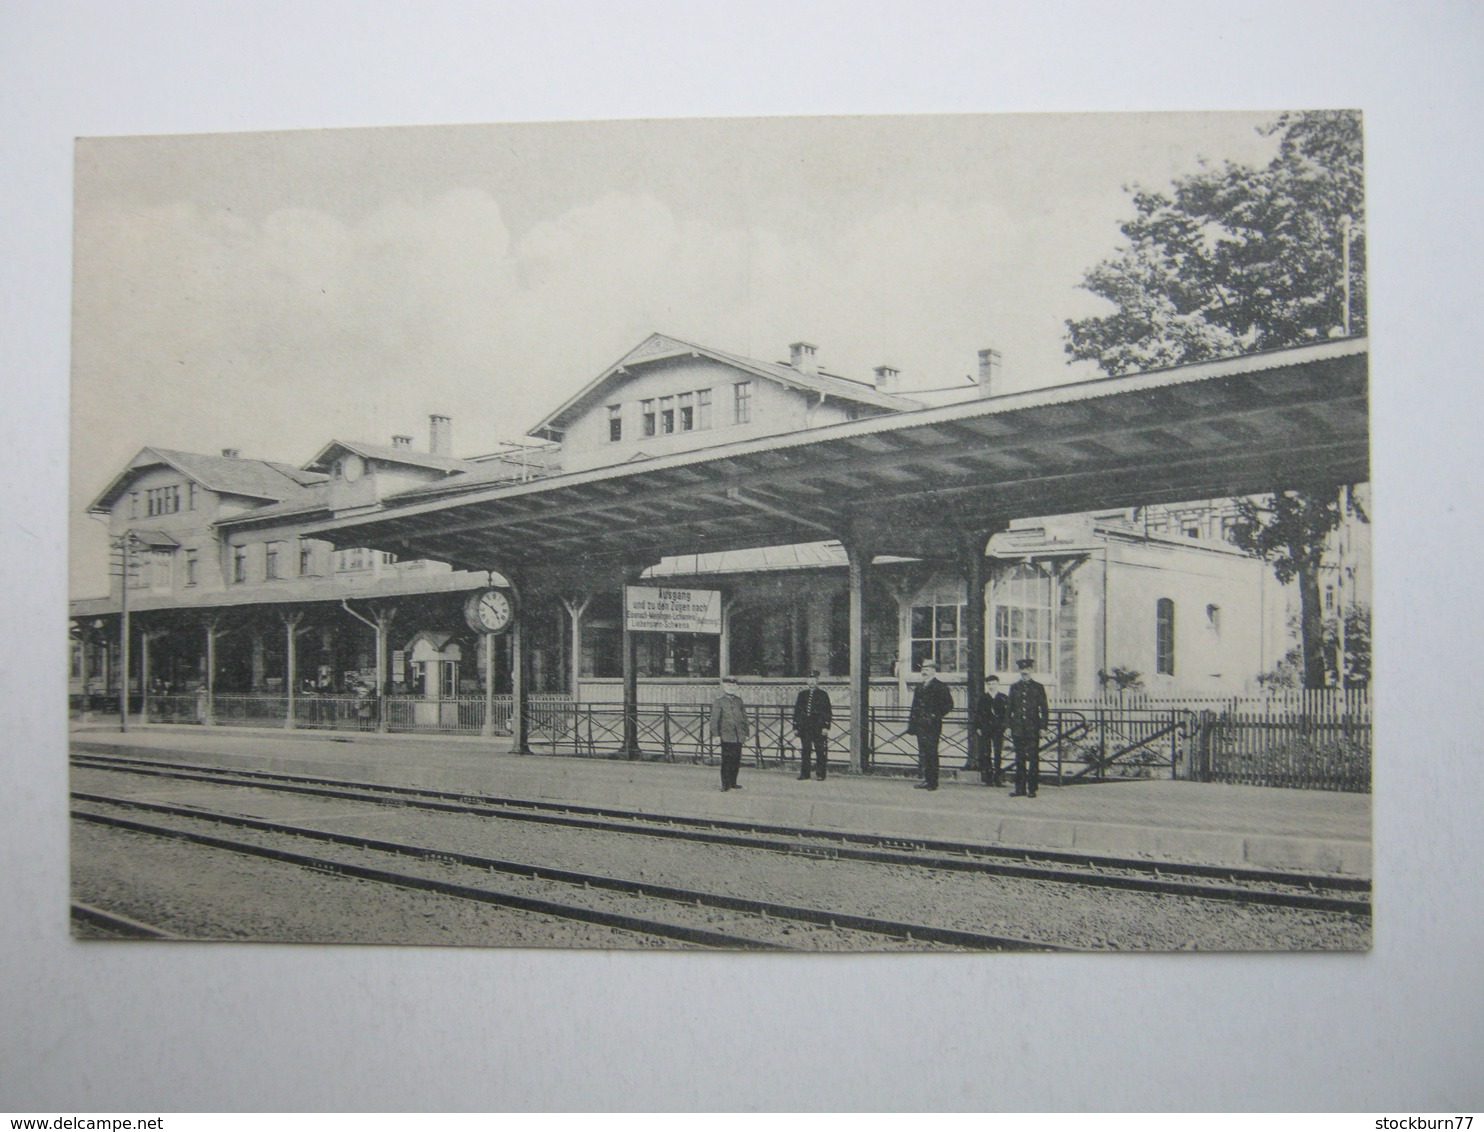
(1007, 657, 1050, 797)
(792, 670, 833, 781)
(972, 674, 1010, 787)
(906, 658, 954, 791)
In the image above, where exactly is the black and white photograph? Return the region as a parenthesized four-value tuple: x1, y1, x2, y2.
(8, 1, 1483, 1114)
(67, 110, 1372, 953)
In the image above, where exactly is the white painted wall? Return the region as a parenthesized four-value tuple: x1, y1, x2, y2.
(558, 356, 861, 472)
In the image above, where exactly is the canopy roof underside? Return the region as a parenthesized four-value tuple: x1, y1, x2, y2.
(304, 340, 1370, 572)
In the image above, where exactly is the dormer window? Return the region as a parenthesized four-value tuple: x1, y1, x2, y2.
(678, 392, 694, 431)
(696, 389, 712, 429)
(659, 395, 675, 434)
(607, 404, 622, 442)
(340, 454, 365, 482)
(641, 399, 656, 437)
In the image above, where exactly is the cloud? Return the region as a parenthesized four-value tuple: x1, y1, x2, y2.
(71, 183, 1093, 593)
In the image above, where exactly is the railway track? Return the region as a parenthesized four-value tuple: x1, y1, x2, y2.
(70, 900, 181, 939)
(72, 790, 1060, 951)
(71, 750, 1372, 918)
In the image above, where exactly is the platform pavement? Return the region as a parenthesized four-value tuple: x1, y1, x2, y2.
(68, 722, 1372, 876)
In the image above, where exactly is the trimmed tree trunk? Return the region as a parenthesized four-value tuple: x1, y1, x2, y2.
(1297, 561, 1328, 690)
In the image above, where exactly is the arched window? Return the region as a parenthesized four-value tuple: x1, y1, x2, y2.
(1155, 598, 1175, 676)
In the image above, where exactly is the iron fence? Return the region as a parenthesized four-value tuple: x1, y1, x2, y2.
(74, 687, 1371, 792)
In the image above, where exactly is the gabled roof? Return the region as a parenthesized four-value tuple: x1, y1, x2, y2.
(302, 440, 480, 476)
(527, 332, 923, 437)
(87, 447, 329, 514)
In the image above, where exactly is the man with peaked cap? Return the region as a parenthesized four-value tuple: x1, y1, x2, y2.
(792, 670, 833, 781)
(906, 657, 954, 791)
(1007, 657, 1050, 797)
(709, 676, 750, 792)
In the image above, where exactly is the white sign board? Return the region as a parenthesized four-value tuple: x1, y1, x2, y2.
(624, 586, 723, 634)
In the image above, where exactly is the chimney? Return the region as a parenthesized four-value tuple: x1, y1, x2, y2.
(221, 448, 240, 459)
(873, 365, 900, 394)
(428, 414, 452, 456)
(789, 341, 819, 376)
(976, 348, 1002, 399)
(392, 434, 413, 449)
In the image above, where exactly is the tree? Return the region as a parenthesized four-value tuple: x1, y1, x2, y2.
(1227, 490, 1361, 688)
(1065, 110, 1367, 688)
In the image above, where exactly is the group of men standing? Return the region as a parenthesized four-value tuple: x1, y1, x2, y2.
(907, 657, 1048, 795)
(709, 660, 1049, 796)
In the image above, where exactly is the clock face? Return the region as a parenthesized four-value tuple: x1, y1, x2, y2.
(465, 588, 513, 633)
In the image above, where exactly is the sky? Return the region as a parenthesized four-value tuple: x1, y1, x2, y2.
(70, 110, 1282, 596)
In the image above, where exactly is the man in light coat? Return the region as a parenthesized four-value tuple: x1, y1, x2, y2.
(709, 676, 750, 792)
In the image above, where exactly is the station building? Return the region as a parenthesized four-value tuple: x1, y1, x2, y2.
(70, 332, 1331, 720)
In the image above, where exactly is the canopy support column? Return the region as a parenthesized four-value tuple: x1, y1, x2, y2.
(282, 610, 306, 729)
(560, 593, 592, 705)
(340, 600, 397, 734)
(481, 632, 497, 738)
(619, 562, 653, 760)
(202, 616, 223, 726)
(959, 526, 1002, 771)
(844, 540, 874, 774)
(510, 574, 530, 754)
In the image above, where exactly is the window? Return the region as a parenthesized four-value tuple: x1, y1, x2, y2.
(299, 543, 313, 576)
(993, 564, 1053, 673)
(185, 550, 198, 586)
(265, 541, 283, 580)
(336, 547, 368, 572)
(381, 551, 397, 565)
(696, 389, 712, 429)
(1156, 598, 1175, 676)
(146, 485, 181, 516)
(128, 492, 139, 519)
(1324, 584, 1335, 612)
(1184, 524, 1201, 539)
(678, 392, 694, 431)
(911, 584, 968, 672)
(607, 404, 622, 442)
(734, 381, 752, 424)
(232, 546, 248, 584)
(641, 399, 656, 437)
(187, 482, 198, 511)
(659, 395, 675, 434)
(150, 549, 172, 589)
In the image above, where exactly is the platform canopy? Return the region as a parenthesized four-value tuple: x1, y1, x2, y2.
(305, 339, 1369, 570)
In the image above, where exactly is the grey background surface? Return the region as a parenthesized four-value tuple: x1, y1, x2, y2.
(4, 0, 1482, 1112)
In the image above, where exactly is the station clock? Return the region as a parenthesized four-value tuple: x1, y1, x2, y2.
(463, 587, 515, 634)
